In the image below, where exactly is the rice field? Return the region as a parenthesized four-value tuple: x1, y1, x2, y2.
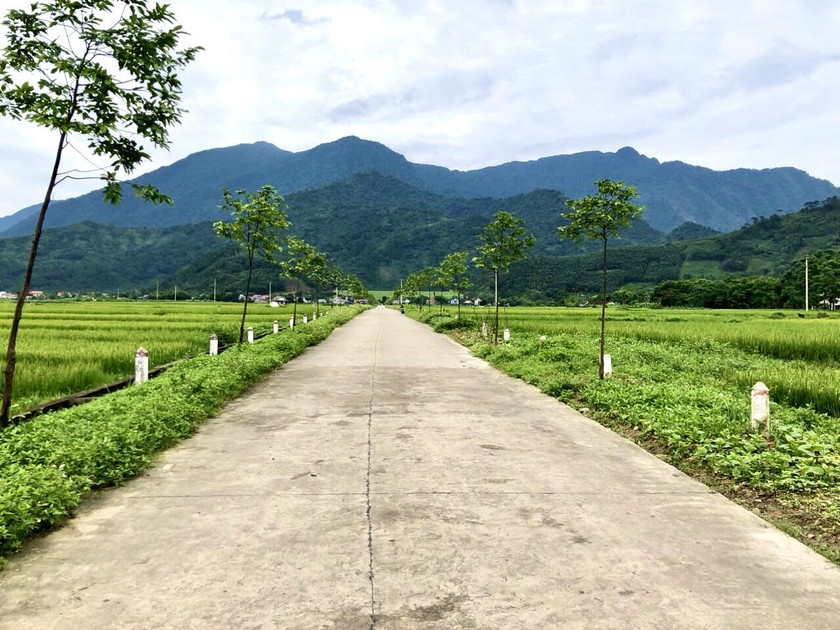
(457, 305, 840, 416)
(0, 300, 323, 415)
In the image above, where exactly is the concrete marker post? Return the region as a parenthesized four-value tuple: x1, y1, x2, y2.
(134, 347, 149, 385)
(303, 315, 308, 324)
(603, 354, 613, 376)
(273, 320, 279, 334)
(289, 317, 295, 330)
(209, 334, 218, 356)
(247, 326, 254, 344)
(503, 328, 511, 343)
(751, 382, 770, 433)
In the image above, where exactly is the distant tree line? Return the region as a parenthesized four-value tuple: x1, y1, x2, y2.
(648, 248, 840, 309)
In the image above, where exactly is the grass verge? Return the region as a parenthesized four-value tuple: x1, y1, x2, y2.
(0, 306, 365, 567)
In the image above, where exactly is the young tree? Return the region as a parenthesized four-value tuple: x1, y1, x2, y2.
(0, 0, 200, 425)
(307, 252, 333, 317)
(325, 263, 345, 306)
(473, 211, 536, 344)
(280, 237, 327, 323)
(408, 267, 432, 311)
(214, 185, 290, 343)
(438, 251, 470, 319)
(559, 179, 644, 378)
(401, 271, 423, 308)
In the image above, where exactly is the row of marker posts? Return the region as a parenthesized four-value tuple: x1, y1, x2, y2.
(478, 326, 773, 433)
(136, 318, 772, 433)
(134, 313, 319, 385)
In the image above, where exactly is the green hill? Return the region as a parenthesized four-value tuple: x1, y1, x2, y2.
(2, 167, 837, 301)
(0, 221, 223, 293)
(2, 137, 836, 236)
(504, 196, 840, 301)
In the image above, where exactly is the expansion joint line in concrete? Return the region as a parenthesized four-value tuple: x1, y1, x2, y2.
(365, 316, 382, 629)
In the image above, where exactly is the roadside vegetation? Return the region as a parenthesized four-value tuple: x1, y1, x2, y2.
(0, 305, 365, 565)
(0, 301, 327, 417)
(410, 305, 840, 562)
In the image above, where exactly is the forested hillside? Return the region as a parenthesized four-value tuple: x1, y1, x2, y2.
(2, 137, 836, 236)
(503, 196, 840, 303)
(2, 170, 837, 301)
(0, 173, 661, 292)
(0, 222, 221, 292)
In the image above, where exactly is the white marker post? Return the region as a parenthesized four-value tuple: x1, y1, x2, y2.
(481, 322, 488, 338)
(303, 315, 308, 324)
(209, 334, 218, 356)
(751, 382, 770, 433)
(289, 317, 295, 330)
(503, 328, 511, 343)
(603, 354, 613, 376)
(247, 326, 254, 344)
(273, 320, 279, 334)
(134, 347, 149, 385)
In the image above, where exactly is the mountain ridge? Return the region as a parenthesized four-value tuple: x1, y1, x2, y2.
(2, 137, 836, 236)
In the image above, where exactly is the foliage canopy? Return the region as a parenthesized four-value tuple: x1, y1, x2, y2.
(0, 0, 200, 424)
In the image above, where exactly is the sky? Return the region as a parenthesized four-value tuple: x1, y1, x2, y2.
(2, 0, 840, 218)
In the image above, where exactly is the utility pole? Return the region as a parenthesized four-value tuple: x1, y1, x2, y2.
(805, 256, 810, 311)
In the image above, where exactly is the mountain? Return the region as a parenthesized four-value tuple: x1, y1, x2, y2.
(0, 204, 39, 232)
(0, 172, 662, 292)
(0, 221, 223, 292)
(280, 173, 662, 284)
(506, 196, 840, 300)
(2, 179, 837, 298)
(667, 222, 721, 241)
(1, 137, 836, 236)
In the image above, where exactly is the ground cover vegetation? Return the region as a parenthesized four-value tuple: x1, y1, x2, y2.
(0, 301, 322, 417)
(0, 305, 365, 565)
(410, 305, 840, 561)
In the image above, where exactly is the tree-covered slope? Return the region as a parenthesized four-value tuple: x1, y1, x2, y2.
(2, 137, 835, 236)
(0, 172, 661, 292)
(0, 221, 223, 292)
(505, 196, 840, 299)
(2, 174, 836, 297)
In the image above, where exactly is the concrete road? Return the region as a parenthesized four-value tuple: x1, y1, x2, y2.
(2, 306, 840, 629)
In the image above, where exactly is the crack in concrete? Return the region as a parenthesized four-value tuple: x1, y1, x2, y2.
(366, 317, 382, 629)
(125, 489, 712, 500)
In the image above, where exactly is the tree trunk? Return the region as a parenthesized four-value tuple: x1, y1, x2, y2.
(293, 278, 300, 323)
(599, 234, 608, 379)
(1, 132, 67, 425)
(493, 268, 500, 345)
(240, 249, 254, 344)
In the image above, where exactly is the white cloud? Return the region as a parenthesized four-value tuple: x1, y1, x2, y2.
(2, 0, 839, 217)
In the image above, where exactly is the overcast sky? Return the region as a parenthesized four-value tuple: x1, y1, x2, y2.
(2, 0, 839, 218)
